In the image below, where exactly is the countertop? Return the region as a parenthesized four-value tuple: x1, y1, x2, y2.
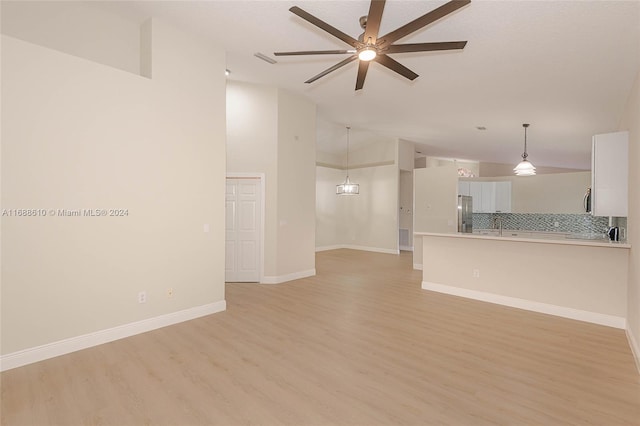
(414, 230, 631, 249)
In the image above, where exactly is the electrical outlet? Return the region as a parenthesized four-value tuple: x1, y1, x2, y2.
(473, 269, 480, 278)
(138, 291, 147, 304)
(167, 288, 173, 298)
(554, 221, 560, 228)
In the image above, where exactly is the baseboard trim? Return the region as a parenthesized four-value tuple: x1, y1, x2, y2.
(626, 326, 640, 375)
(262, 269, 316, 284)
(413, 263, 423, 270)
(315, 245, 343, 252)
(399, 245, 414, 252)
(342, 245, 399, 255)
(421, 281, 625, 329)
(315, 245, 399, 255)
(0, 300, 227, 372)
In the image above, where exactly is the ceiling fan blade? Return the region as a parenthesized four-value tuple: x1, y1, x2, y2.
(385, 41, 467, 54)
(355, 60, 370, 90)
(304, 55, 358, 84)
(374, 54, 419, 81)
(377, 0, 471, 47)
(274, 50, 355, 56)
(289, 6, 359, 48)
(363, 0, 386, 44)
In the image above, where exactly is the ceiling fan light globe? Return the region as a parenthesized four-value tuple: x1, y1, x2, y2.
(358, 48, 377, 61)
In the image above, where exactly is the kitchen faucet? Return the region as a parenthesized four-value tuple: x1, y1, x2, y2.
(492, 216, 503, 236)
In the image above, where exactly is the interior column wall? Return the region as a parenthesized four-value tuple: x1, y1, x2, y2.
(227, 82, 317, 282)
(619, 68, 640, 370)
(413, 165, 459, 268)
(226, 81, 279, 278)
(276, 90, 317, 278)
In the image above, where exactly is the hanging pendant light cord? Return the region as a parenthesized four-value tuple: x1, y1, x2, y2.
(346, 126, 351, 177)
(522, 123, 529, 160)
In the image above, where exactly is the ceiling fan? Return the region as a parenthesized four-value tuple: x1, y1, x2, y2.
(274, 0, 471, 90)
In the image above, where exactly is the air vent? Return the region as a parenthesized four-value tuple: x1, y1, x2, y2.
(399, 229, 410, 247)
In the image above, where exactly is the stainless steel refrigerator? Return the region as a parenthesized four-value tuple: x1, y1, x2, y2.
(458, 195, 473, 233)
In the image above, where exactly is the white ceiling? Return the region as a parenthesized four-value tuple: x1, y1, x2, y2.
(12, 1, 640, 169)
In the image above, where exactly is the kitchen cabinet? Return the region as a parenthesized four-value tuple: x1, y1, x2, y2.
(458, 181, 470, 196)
(591, 131, 628, 217)
(459, 181, 512, 213)
(480, 182, 495, 212)
(494, 181, 512, 213)
(469, 182, 483, 212)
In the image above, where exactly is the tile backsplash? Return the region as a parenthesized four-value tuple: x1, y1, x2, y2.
(473, 213, 627, 236)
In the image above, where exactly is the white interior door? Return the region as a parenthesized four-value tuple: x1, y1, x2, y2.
(225, 178, 261, 282)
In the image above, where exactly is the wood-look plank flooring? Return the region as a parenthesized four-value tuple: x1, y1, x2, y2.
(2, 249, 639, 425)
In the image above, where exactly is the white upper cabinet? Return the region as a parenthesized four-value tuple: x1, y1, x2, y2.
(469, 181, 483, 212)
(460, 181, 511, 213)
(480, 182, 495, 213)
(494, 181, 512, 213)
(458, 181, 470, 196)
(591, 131, 628, 217)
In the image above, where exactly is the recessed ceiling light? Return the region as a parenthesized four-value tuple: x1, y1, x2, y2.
(476, 126, 487, 130)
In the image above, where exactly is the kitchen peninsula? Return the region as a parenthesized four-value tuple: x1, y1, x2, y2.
(417, 231, 630, 329)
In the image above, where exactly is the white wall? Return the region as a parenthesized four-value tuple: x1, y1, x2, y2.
(510, 172, 591, 214)
(226, 82, 279, 277)
(398, 140, 414, 250)
(316, 139, 399, 254)
(316, 150, 344, 168)
(1, 1, 141, 75)
(350, 139, 396, 165)
(344, 165, 398, 253)
(399, 171, 414, 250)
(276, 90, 317, 277)
(226, 81, 317, 282)
(316, 166, 347, 249)
(422, 157, 479, 177)
(1, 19, 227, 357)
(619, 68, 640, 370)
(421, 235, 628, 327)
(462, 172, 592, 214)
(413, 165, 459, 268)
(316, 164, 399, 253)
(480, 162, 586, 177)
(398, 139, 415, 172)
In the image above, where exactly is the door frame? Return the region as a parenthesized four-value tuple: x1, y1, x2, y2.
(226, 172, 266, 283)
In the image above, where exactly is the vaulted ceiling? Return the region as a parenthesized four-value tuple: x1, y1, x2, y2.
(4, 1, 640, 169)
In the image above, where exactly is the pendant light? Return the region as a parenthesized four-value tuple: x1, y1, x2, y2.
(514, 123, 536, 176)
(336, 126, 359, 195)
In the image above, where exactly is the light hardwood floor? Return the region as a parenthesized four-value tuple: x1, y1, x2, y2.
(2, 249, 639, 425)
